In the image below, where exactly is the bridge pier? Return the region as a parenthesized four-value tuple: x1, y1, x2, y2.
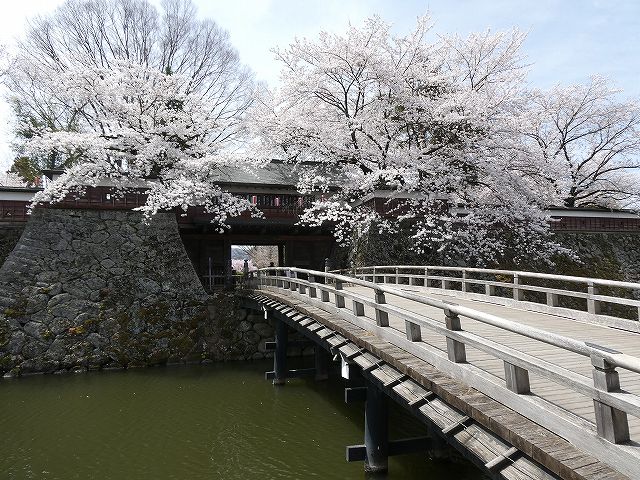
(364, 384, 389, 473)
(272, 317, 288, 385)
(314, 346, 329, 381)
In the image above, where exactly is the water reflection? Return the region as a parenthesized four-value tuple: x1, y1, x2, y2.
(0, 361, 482, 479)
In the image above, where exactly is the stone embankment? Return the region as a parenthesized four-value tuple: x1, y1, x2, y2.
(0, 209, 279, 377)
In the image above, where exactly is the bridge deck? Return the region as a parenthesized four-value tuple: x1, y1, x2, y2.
(344, 284, 640, 442)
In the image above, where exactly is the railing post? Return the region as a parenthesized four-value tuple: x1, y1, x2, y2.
(461, 270, 469, 292)
(395, 267, 399, 285)
(374, 289, 389, 327)
(485, 283, 495, 296)
(320, 274, 330, 302)
(409, 269, 417, 286)
(283, 269, 291, 289)
(325, 258, 330, 273)
(276, 270, 284, 288)
(298, 272, 306, 295)
(424, 268, 429, 288)
(587, 282, 601, 314)
(290, 270, 298, 292)
(353, 299, 365, 316)
(405, 320, 421, 342)
(513, 274, 524, 301)
(335, 279, 345, 308)
(504, 361, 530, 394)
(591, 349, 630, 443)
(546, 292, 559, 307)
(373, 267, 377, 283)
(442, 277, 450, 290)
(308, 274, 317, 298)
(444, 307, 466, 363)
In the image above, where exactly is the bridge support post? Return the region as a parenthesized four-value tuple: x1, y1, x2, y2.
(272, 318, 289, 386)
(364, 384, 388, 473)
(314, 346, 329, 381)
(591, 352, 630, 443)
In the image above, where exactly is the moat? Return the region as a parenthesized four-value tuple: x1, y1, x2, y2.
(0, 361, 481, 479)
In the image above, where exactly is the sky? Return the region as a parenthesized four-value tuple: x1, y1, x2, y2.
(0, 0, 639, 171)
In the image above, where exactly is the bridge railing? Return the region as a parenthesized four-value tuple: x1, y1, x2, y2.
(331, 265, 640, 324)
(256, 267, 640, 446)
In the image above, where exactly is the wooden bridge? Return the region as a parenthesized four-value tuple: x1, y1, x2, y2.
(243, 266, 640, 479)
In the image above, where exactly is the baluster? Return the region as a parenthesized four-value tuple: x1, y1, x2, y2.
(587, 282, 601, 314)
(591, 348, 630, 443)
(504, 361, 530, 394)
(290, 271, 298, 291)
(405, 320, 421, 342)
(298, 274, 306, 294)
(461, 270, 469, 292)
(352, 299, 365, 316)
(485, 282, 495, 296)
(335, 279, 345, 308)
(424, 267, 429, 288)
(374, 289, 389, 327)
(513, 274, 524, 301)
(546, 292, 559, 307)
(283, 269, 291, 289)
(308, 274, 317, 298)
(395, 267, 400, 285)
(444, 307, 466, 363)
(442, 277, 450, 290)
(320, 277, 330, 302)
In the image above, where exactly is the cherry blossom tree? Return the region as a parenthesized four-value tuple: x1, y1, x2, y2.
(249, 16, 563, 265)
(24, 61, 256, 227)
(523, 76, 640, 209)
(5, 0, 254, 180)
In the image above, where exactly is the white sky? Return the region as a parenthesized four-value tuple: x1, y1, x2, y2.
(1, 0, 639, 171)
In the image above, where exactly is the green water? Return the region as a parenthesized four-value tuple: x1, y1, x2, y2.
(1, 361, 481, 479)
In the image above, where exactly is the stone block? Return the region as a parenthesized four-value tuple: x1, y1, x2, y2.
(253, 322, 274, 338)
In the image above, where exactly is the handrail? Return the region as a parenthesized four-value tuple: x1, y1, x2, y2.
(331, 265, 640, 325)
(260, 267, 640, 374)
(255, 266, 640, 446)
(333, 265, 640, 290)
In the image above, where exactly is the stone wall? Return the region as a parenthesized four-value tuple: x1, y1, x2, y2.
(551, 232, 640, 284)
(347, 227, 640, 284)
(0, 208, 266, 377)
(0, 225, 24, 267)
